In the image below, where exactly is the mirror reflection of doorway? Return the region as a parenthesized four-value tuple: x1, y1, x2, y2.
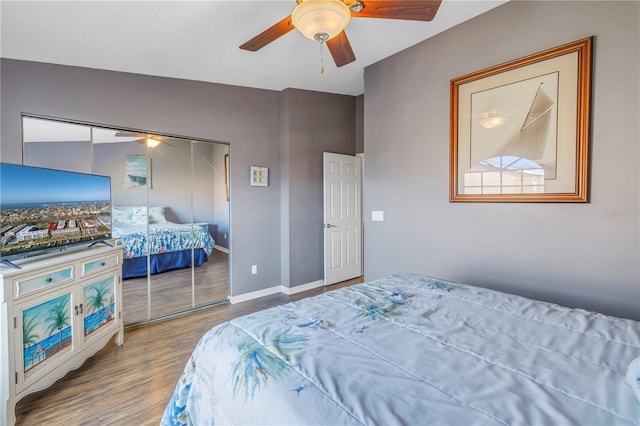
(22, 115, 230, 325)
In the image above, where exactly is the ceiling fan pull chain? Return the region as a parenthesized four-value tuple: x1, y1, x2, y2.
(320, 40, 325, 74)
(314, 32, 329, 74)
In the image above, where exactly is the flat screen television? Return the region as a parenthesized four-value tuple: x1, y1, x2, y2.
(0, 163, 112, 267)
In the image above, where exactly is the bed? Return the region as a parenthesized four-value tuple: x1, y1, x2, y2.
(111, 206, 215, 279)
(162, 273, 640, 425)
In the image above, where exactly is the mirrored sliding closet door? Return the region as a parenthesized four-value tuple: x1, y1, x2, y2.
(22, 115, 230, 325)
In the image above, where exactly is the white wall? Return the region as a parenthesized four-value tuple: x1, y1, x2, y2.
(363, 1, 640, 320)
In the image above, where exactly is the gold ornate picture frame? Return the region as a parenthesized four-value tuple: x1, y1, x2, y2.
(450, 37, 592, 202)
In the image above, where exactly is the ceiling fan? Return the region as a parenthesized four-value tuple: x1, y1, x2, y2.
(115, 131, 176, 148)
(239, 0, 442, 68)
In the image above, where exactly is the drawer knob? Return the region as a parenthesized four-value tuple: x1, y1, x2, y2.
(46, 277, 53, 283)
(100, 262, 106, 266)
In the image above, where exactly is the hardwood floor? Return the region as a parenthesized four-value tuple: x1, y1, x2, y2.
(14, 276, 364, 425)
(122, 249, 229, 325)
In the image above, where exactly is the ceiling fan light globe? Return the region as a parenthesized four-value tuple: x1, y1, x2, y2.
(292, 0, 351, 41)
(146, 137, 161, 148)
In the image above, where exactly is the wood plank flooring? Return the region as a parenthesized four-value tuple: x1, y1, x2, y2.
(14, 276, 363, 425)
(122, 249, 229, 325)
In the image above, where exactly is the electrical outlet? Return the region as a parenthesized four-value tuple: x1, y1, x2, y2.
(251, 265, 257, 275)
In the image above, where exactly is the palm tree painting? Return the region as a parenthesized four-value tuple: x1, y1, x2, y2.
(22, 293, 72, 374)
(84, 278, 114, 335)
(45, 297, 71, 353)
(23, 313, 40, 349)
(22, 313, 41, 369)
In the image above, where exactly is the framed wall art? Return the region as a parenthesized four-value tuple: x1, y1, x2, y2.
(450, 37, 592, 202)
(125, 155, 151, 189)
(250, 166, 268, 187)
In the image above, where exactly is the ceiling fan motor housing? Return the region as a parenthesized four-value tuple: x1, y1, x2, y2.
(292, 0, 352, 41)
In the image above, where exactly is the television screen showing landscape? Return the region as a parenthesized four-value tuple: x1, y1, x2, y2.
(0, 163, 112, 259)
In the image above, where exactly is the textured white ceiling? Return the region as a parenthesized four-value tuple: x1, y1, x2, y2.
(1, 0, 507, 96)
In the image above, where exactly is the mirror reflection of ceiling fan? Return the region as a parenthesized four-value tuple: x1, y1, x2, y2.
(115, 131, 176, 148)
(240, 0, 442, 67)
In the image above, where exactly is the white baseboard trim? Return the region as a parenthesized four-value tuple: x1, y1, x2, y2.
(283, 279, 325, 295)
(230, 285, 282, 304)
(229, 279, 325, 304)
(214, 245, 229, 254)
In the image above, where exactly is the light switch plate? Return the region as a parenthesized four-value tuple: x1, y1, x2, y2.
(372, 211, 384, 222)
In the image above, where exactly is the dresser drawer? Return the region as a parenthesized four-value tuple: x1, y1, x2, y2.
(15, 266, 75, 298)
(82, 254, 119, 276)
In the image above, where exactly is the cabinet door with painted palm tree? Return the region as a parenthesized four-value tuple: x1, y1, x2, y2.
(82, 274, 119, 343)
(14, 287, 76, 392)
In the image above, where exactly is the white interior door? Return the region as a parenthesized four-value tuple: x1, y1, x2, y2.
(323, 152, 363, 285)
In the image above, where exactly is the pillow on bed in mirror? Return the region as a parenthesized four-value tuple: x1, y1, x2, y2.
(112, 206, 147, 225)
(148, 206, 168, 224)
(627, 356, 640, 402)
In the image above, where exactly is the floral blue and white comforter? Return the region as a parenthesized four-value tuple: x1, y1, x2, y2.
(162, 273, 640, 425)
(113, 222, 214, 259)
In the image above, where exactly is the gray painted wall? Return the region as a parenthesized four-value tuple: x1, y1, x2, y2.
(363, 1, 639, 320)
(356, 95, 364, 154)
(24, 140, 92, 173)
(280, 88, 356, 287)
(1, 59, 356, 297)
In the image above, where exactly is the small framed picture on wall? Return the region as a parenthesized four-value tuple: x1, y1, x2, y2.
(250, 166, 268, 187)
(125, 155, 152, 189)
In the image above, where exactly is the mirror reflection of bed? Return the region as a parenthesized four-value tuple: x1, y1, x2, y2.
(21, 115, 231, 325)
(112, 205, 229, 323)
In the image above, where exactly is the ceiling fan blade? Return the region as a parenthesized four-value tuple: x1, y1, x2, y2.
(327, 31, 356, 67)
(355, 0, 442, 21)
(239, 15, 295, 51)
(116, 131, 146, 137)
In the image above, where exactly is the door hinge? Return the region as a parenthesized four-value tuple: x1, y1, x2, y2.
(13, 317, 16, 329)
(15, 372, 18, 384)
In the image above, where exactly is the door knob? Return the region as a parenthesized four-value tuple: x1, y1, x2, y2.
(325, 224, 338, 228)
